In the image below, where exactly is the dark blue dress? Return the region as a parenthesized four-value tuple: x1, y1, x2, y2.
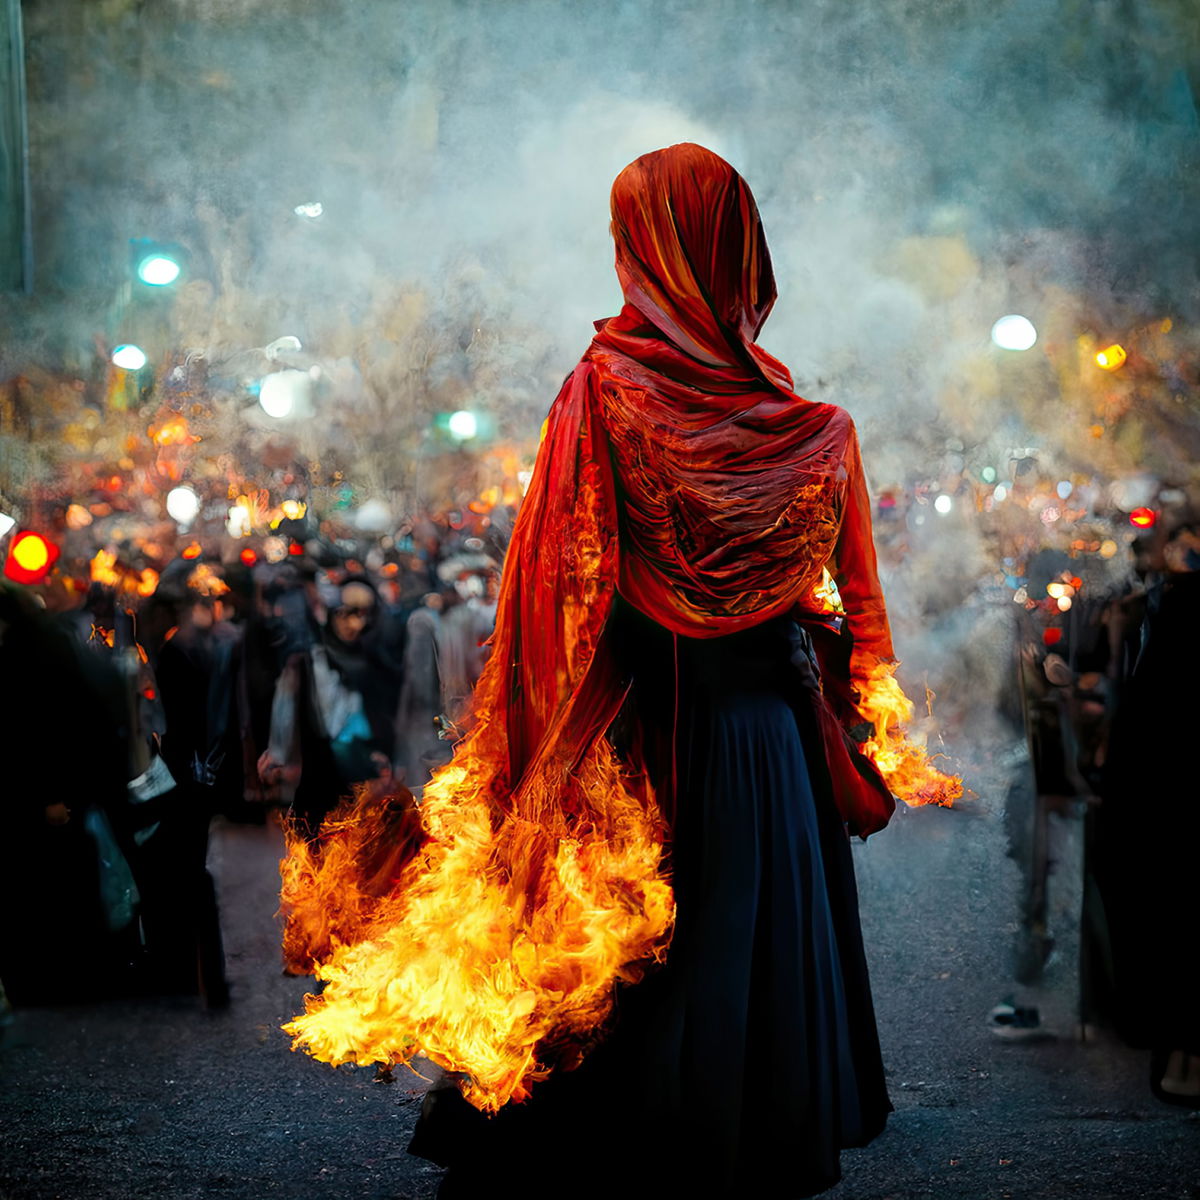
(413, 607, 891, 1198)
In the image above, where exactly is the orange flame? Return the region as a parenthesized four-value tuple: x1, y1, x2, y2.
(856, 662, 962, 808)
(280, 743, 673, 1111)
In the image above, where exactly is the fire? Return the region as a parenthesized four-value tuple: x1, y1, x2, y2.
(856, 661, 962, 808)
(812, 565, 845, 615)
(281, 737, 673, 1111)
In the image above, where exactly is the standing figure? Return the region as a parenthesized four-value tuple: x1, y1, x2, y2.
(262, 576, 399, 838)
(286, 145, 950, 1199)
(1094, 521, 1200, 1106)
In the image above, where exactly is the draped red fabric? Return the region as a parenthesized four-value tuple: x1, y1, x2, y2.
(281, 143, 905, 1109)
(562, 141, 897, 835)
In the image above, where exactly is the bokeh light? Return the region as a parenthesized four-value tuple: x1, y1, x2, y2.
(990, 314, 1037, 351)
(112, 344, 148, 370)
(166, 485, 201, 524)
(259, 369, 311, 418)
(136, 254, 181, 286)
(448, 410, 479, 440)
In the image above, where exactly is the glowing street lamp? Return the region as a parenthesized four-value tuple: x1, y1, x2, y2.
(112, 344, 148, 371)
(448, 410, 478, 441)
(991, 315, 1037, 351)
(136, 254, 182, 286)
(1095, 344, 1127, 371)
(130, 238, 186, 288)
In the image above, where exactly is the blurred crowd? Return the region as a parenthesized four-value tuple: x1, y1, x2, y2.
(1002, 513, 1200, 1106)
(1, 499, 1196, 1108)
(0, 513, 502, 1013)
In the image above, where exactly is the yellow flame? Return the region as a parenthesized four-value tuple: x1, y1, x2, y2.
(856, 662, 962, 808)
(281, 742, 673, 1112)
(811, 566, 845, 616)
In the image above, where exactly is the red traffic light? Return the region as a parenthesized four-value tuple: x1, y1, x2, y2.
(4, 530, 60, 584)
(239, 547, 258, 566)
(1129, 507, 1157, 529)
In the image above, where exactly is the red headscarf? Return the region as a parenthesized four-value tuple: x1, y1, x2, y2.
(282, 144, 899, 1110)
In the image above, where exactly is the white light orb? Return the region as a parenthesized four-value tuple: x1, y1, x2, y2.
(294, 202, 324, 218)
(990, 314, 1038, 351)
(226, 505, 252, 538)
(994, 485, 1008, 502)
(137, 255, 181, 286)
(934, 493, 953, 514)
(166, 485, 201, 524)
(354, 499, 393, 533)
(258, 369, 311, 419)
(1056, 480, 1073, 499)
(112, 344, 148, 371)
(981, 466, 997, 483)
(448, 410, 478, 440)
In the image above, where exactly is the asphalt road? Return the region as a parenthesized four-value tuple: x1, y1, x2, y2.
(1, 772, 1197, 1200)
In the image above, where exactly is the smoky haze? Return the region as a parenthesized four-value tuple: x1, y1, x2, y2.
(3, 0, 1199, 770)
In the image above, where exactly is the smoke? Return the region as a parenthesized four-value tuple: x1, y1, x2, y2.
(3, 0, 1199, 773)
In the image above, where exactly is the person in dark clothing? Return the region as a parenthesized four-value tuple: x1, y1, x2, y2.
(393, 593, 453, 791)
(144, 591, 238, 1006)
(1095, 521, 1200, 1105)
(261, 575, 401, 838)
(0, 583, 134, 1003)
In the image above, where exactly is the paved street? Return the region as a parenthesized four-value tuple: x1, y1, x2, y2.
(1, 774, 1197, 1200)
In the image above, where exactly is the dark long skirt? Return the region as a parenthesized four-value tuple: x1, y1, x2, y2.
(412, 611, 891, 1198)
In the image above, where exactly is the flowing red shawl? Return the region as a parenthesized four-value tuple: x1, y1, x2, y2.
(510, 141, 897, 831)
(281, 143, 898, 1110)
